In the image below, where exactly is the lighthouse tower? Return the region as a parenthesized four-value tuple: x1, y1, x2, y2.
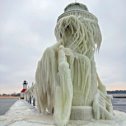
(23, 80, 28, 89)
(20, 80, 28, 99)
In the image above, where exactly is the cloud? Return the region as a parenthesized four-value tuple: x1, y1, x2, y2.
(107, 82, 126, 90)
(0, 0, 126, 93)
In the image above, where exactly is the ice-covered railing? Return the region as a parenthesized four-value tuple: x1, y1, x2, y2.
(24, 84, 36, 106)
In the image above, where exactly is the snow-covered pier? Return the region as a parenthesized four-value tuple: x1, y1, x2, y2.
(0, 100, 126, 126)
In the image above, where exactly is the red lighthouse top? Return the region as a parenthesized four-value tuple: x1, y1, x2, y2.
(21, 88, 27, 93)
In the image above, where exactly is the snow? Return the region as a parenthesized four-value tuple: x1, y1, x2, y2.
(0, 100, 126, 126)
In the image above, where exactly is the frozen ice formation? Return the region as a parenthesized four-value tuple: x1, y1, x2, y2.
(35, 2, 113, 126)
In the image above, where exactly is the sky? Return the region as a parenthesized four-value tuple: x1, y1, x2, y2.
(0, 0, 126, 94)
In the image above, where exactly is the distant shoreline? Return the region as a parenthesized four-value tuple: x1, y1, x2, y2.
(0, 96, 19, 99)
(113, 96, 126, 98)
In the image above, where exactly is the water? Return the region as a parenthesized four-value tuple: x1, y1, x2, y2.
(112, 98, 126, 112)
(0, 98, 18, 115)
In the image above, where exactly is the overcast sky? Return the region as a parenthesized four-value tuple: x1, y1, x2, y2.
(0, 0, 126, 94)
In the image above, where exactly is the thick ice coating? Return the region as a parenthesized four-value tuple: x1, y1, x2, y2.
(35, 2, 113, 126)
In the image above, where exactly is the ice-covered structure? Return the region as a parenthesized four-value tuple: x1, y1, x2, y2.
(24, 83, 36, 106)
(35, 2, 113, 126)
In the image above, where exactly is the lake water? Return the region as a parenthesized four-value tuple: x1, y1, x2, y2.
(0, 98, 18, 115)
(112, 98, 126, 112)
(0, 98, 125, 115)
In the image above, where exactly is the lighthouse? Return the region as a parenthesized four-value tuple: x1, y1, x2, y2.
(20, 80, 28, 99)
(22, 80, 28, 89)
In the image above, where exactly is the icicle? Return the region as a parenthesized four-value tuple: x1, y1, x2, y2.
(54, 45, 73, 126)
(55, 15, 102, 56)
